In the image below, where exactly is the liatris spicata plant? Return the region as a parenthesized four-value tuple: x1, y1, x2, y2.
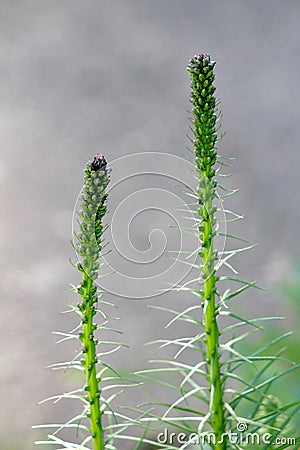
(134, 54, 300, 449)
(188, 54, 225, 447)
(75, 154, 110, 449)
(34, 57, 300, 450)
(34, 154, 139, 450)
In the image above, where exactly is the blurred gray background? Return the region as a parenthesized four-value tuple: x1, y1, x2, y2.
(0, 1, 300, 448)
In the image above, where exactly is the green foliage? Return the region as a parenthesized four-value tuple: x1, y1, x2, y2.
(281, 261, 300, 343)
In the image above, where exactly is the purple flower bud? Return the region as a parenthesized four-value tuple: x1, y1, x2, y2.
(91, 154, 107, 172)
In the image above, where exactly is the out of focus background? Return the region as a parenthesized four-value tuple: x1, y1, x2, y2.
(0, 1, 300, 449)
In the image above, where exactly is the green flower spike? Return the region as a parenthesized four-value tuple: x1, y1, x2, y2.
(76, 153, 110, 450)
(187, 54, 226, 449)
(34, 155, 145, 449)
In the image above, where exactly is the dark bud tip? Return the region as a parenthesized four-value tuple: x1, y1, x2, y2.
(91, 154, 107, 172)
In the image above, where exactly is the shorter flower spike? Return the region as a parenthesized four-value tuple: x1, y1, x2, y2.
(77, 154, 110, 274)
(75, 154, 111, 450)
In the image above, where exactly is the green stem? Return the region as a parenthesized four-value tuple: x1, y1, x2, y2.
(187, 54, 226, 449)
(202, 200, 225, 449)
(82, 272, 103, 449)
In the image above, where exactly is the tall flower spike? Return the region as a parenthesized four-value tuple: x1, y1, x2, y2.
(187, 54, 226, 449)
(76, 154, 110, 450)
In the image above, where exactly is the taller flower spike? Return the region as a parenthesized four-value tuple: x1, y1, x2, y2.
(187, 55, 226, 449)
(187, 54, 217, 179)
